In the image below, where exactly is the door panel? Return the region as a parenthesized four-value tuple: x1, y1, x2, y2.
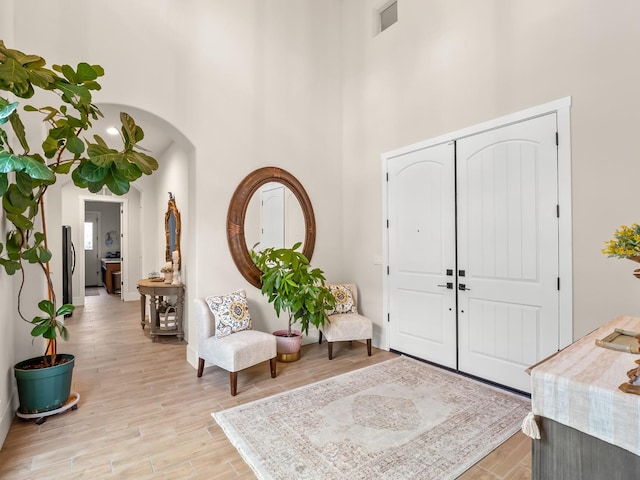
(457, 114, 559, 392)
(84, 211, 100, 288)
(388, 142, 457, 368)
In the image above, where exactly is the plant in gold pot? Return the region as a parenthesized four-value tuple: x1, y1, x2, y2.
(251, 242, 334, 362)
(602, 223, 640, 278)
(0, 40, 158, 415)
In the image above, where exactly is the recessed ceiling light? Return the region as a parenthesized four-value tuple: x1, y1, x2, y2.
(106, 127, 119, 135)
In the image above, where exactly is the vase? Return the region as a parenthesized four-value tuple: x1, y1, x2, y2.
(273, 329, 303, 362)
(164, 272, 173, 283)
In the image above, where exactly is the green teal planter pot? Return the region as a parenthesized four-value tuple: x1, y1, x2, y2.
(14, 354, 75, 414)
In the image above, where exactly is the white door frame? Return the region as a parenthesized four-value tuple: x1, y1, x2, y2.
(382, 97, 573, 351)
(78, 196, 129, 302)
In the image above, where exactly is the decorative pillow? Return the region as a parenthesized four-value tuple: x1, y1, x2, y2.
(205, 289, 252, 338)
(326, 284, 357, 315)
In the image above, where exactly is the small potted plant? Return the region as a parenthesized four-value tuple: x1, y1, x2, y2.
(251, 242, 335, 362)
(160, 264, 174, 284)
(0, 40, 158, 414)
(602, 223, 640, 278)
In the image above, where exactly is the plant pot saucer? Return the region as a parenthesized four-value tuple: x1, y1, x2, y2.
(16, 392, 80, 425)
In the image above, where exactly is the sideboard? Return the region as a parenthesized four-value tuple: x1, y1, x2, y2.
(529, 315, 640, 479)
(136, 278, 184, 342)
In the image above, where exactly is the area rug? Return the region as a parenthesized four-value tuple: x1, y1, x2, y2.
(212, 356, 530, 480)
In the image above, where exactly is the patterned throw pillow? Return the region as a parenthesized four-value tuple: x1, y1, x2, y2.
(205, 289, 252, 338)
(326, 284, 358, 315)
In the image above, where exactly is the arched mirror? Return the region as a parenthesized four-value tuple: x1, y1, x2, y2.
(165, 193, 182, 270)
(227, 167, 316, 288)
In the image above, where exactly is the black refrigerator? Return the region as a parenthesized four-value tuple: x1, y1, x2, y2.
(62, 225, 75, 317)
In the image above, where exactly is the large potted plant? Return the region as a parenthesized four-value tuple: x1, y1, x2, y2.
(0, 40, 158, 414)
(251, 242, 334, 362)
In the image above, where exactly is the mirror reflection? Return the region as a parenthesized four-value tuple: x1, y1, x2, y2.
(245, 182, 305, 251)
(165, 193, 181, 270)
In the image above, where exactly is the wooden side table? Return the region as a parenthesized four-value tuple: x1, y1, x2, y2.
(136, 278, 184, 342)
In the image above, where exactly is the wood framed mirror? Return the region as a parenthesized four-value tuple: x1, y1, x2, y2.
(165, 193, 181, 270)
(227, 167, 316, 288)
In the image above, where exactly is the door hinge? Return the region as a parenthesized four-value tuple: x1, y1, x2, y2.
(387, 313, 390, 322)
(557, 277, 560, 290)
(386, 172, 389, 181)
(556, 205, 560, 218)
(387, 266, 390, 275)
(555, 132, 559, 146)
(386, 219, 389, 228)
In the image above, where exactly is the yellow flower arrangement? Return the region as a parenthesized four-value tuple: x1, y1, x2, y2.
(602, 223, 640, 259)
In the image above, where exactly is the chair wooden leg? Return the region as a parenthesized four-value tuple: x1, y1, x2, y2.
(270, 357, 277, 378)
(318, 331, 323, 344)
(367, 339, 372, 356)
(197, 358, 204, 377)
(328, 342, 333, 360)
(230, 371, 238, 396)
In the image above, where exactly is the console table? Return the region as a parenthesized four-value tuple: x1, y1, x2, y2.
(529, 315, 640, 479)
(136, 279, 184, 342)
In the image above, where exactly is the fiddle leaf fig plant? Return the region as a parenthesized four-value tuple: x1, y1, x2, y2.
(251, 242, 335, 336)
(0, 40, 158, 366)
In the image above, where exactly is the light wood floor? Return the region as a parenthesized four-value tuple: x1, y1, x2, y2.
(0, 290, 532, 479)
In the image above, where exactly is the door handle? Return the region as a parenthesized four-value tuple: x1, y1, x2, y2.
(459, 284, 471, 291)
(437, 282, 454, 289)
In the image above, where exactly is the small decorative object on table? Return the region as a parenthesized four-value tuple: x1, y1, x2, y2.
(595, 328, 640, 353)
(602, 223, 640, 277)
(171, 250, 181, 285)
(161, 262, 173, 284)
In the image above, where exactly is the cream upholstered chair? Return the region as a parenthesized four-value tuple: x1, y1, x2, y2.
(194, 290, 276, 396)
(318, 283, 372, 360)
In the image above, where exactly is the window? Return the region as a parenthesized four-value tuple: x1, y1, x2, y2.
(84, 222, 93, 250)
(379, 1, 398, 33)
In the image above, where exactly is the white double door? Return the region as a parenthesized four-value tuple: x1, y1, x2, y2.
(387, 114, 559, 392)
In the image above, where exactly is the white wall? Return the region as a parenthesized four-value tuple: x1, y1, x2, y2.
(7, 0, 344, 372)
(341, 0, 640, 340)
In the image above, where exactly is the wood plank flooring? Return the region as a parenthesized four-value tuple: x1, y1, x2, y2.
(0, 290, 532, 479)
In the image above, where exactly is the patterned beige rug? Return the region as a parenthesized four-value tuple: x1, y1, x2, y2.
(213, 356, 530, 480)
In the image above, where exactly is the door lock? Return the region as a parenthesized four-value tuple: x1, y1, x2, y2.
(437, 282, 454, 289)
(458, 284, 471, 291)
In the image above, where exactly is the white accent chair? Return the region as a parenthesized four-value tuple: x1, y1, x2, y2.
(318, 283, 372, 360)
(194, 298, 276, 396)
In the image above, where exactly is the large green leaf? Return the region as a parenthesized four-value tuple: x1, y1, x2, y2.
(86, 143, 118, 167)
(22, 156, 55, 183)
(0, 151, 24, 173)
(51, 160, 74, 174)
(76, 62, 99, 82)
(0, 172, 7, 196)
(37, 299, 55, 316)
(71, 166, 89, 188)
(9, 109, 29, 152)
(15, 170, 33, 196)
(6, 212, 34, 231)
(0, 257, 21, 275)
(105, 167, 130, 195)
(0, 101, 18, 124)
(2, 184, 33, 213)
(66, 134, 84, 155)
(74, 160, 109, 182)
(0, 57, 32, 98)
(126, 150, 158, 175)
